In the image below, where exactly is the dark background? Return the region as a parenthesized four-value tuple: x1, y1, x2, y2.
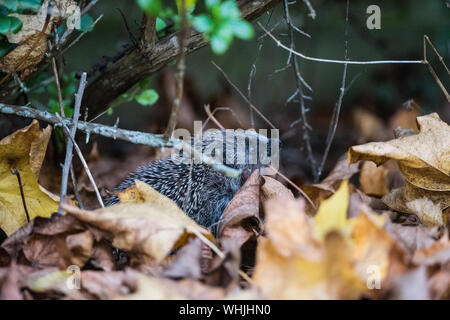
(2, 0, 450, 186)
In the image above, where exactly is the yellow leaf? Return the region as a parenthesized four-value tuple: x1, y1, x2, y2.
(314, 180, 350, 241)
(0, 121, 58, 235)
(175, 0, 196, 14)
(253, 233, 367, 299)
(351, 212, 392, 282)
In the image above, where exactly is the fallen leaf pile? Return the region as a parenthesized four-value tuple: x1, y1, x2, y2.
(0, 113, 449, 300)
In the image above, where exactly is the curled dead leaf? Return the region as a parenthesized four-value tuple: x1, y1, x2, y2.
(63, 181, 214, 263)
(218, 170, 261, 246)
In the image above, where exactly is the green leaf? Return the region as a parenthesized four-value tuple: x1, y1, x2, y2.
(48, 98, 59, 114)
(193, 15, 214, 33)
(211, 34, 229, 54)
(136, 89, 159, 106)
(230, 20, 253, 40)
(78, 14, 94, 32)
(0, 15, 12, 34)
(176, 0, 196, 15)
(138, 78, 151, 89)
(219, 0, 240, 20)
(205, 0, 220, 9)
(156, 17, 166, 31)
(17, 0, 42, 11)
(137, 0, 162, 16)
(9, 16, 22, 33)
(4, 0, 18, 11)
(216, 23, 233, 42)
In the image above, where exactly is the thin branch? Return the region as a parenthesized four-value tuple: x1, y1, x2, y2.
(282, 0, 317, 181)
(424, 35, 450, 76)
(78, 0, 280, 119)
(164, 0, 187, 140)
(51, 57, 65, 117)
(269, 164, 316, 210)
(212, 61, 276, 129)
(56, 113, 104, 208)
(317, 0, 350, 179)
(11, 169, 30, 223)
(258, 22, 425, 65)
(0, 104, 241, 177)
(302, 0, 316, 19)
(423, 35, 450, 103)
(58, 73, 87, 214)
(70, 165, 84, 209)
(204, 105, 225, 130)
(202, 106, 244, 129)
(0, 103, 175, 148)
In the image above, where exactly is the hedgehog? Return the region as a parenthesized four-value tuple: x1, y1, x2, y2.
(106, 129, 275, 231)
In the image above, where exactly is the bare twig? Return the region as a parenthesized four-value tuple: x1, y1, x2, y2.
(164, 0, 187, 140)
(282, 0, 317, 181)
(248, 9, 275, 127)
(202, 107, 244, 129)
(302, 0, 316, 19)
(0, 103, 241, 177)
(11, 169, 30, 223)
(81, 0, 98, 16)
(425, 62, 450, 103)
(424, 35, 450, 76)
(268, 165, 316, 210)
(212, 61, 276, 129)
(423, 35, 450, 103)
(51, 57, 65, 117)
(56, 113, 104, 208)
(317, 0, 350, 179)
(0, 103, 176, 148)
(70, 165, 84, 209)
(258, 22, 425, 66)
(52, 55, 87, 208)
(204, 105, 225, 130)
(58, 73, 87, 214)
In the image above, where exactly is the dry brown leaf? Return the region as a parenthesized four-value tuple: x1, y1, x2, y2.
(303, 154, 359, 209)
(253, 185, 378, 299)
(360, 161, 389, 196)
(0, 121, 58, 235)
(0, 0, 77, 72)
(353, 108, 390, 142)
(252, 233, 367, 299)
(218, 170, 261, 246)
(351, 212, 393, 282)
(382, 181, 449, 226)
(412, 233, 450, 267)
(428, 268, 450, 300)
(261, 176, 294, 201)
(80, 270, 136, 299)
(349, 113, 450, 192)
(164, 238, 203, 280)
(116, 272, 225, 300)
(384, 219, 442, 256)
(65, 230, 94, 267)
(63, 181, 213, 263)
(263, 198, 321, 260)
